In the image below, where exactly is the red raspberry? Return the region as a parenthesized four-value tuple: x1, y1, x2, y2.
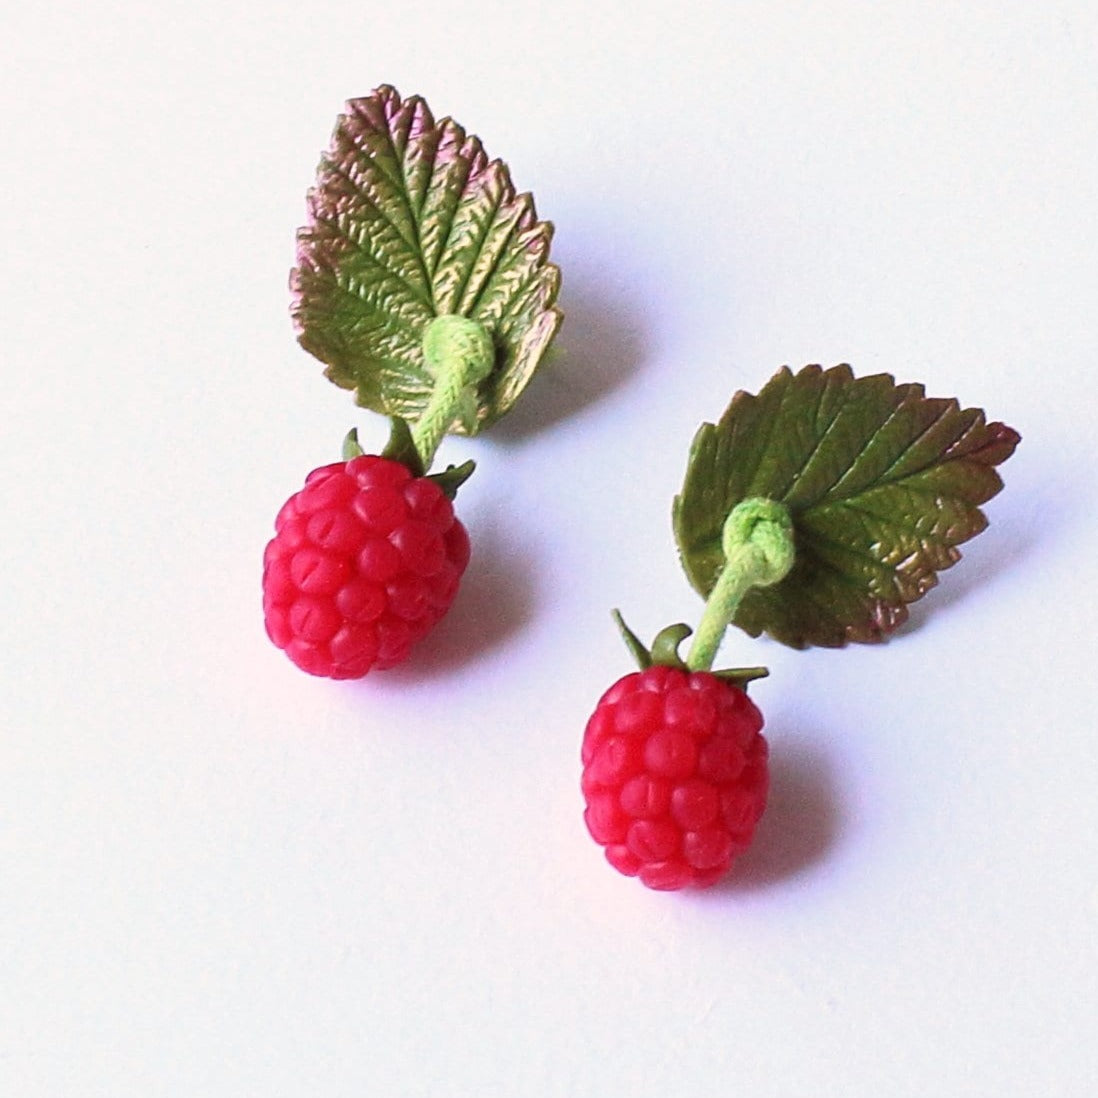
(262, 455, 470, 678)
(581, 665, 769, 890)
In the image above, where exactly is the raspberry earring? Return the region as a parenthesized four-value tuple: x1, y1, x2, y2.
(581, 364, 1019, 890)
(261, 89, 1020, 898)
(263, 86, 561, 678)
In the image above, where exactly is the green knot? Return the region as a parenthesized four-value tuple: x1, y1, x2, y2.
(685, 497, 795, 671)
(721, 497, 795, 588)
(422, 315, 495, 387)
(412, 315, 495, 468)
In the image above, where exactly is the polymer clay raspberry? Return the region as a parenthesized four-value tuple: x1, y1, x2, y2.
(584, 367, 1017, 891)
(582, 500, 792, 890)
(268, 87, 562, 679)
(263, 454, 470, 679)
(582, 666, 769, 890)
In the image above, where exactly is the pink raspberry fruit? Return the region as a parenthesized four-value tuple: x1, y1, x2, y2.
(581, 665, 769, 890)
(262, 455, 470, 678)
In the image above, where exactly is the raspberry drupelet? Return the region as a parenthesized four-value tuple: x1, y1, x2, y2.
(262, 454, 470, 678)
(581, 664, 769, 890)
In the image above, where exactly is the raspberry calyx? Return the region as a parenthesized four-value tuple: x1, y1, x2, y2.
(612, 611, 769, 689)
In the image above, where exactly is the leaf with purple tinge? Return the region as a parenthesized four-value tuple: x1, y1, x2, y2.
(673, 365, 1020, 648)
(291, 85, 562, 433)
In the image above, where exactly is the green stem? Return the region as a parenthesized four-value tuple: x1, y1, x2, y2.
(411, 315, 495, 470)
(685, 498, 795, 672)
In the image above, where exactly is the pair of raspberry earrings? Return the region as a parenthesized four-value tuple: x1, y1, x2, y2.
(262, 86, 1019, 891)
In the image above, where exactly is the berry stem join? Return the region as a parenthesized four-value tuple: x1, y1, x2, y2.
(411, 315, 495, 470)
(685, 498, 796, 672)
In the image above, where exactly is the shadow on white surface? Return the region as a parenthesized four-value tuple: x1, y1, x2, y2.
(718, 735, 843, 892)
(490, 261, 649, 441)
(897, 477, 1046, 639)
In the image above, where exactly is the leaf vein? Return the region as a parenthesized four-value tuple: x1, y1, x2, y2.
(871, 400, 960, 483)
(375, 116, 435, 306)
(449, 171, 508, 315)
(780, 373, 851, 501)
(310, 215, 435, 311)
(465, 203, 532, 316)
(319, 160, 431, 292)
(428, 135, 478, 282)
(742, 371, 795, 499)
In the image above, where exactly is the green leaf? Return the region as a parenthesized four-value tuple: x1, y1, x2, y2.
(291, 85, 562, 433)
(673, 365, 1020, 648)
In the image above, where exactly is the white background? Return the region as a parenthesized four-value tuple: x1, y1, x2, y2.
(3, 2, 1097, 1095)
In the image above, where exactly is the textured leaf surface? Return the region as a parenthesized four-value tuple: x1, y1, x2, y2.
(291, 85, 561, 433)
(673, 365, 1020, 648)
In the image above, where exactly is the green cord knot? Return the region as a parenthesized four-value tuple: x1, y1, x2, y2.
(721, 497, 795, 587)
(411, 315, 495, 468)
(686, 497, 795, 671)
(422, 315, 495, 391)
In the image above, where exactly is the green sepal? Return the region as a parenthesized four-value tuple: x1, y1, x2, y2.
(380, 416, 426, 477)
(344, 420, 473, 496)
(426, 459, 476, 501)
(612, 609, 652, 669)
(611, 611, 767, 689)
(673, 364, 1020, 648)
(342, 427, 366, 461)
(711, 666, 770, 688)
(650, 623, 693, 667)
